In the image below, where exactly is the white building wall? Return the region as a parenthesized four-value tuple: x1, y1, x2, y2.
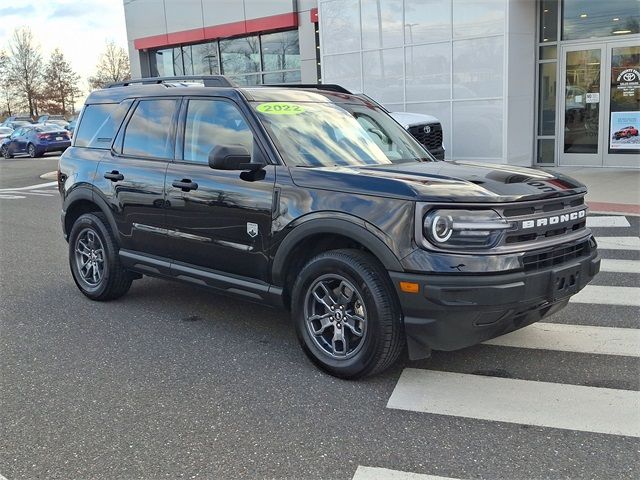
(319, 0, 536, 165)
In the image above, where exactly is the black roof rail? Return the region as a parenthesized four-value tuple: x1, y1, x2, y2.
(261, 83, 353, 94)
(107, 75, 235, 88)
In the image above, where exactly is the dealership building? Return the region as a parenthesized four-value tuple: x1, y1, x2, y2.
(123, 0, 639, 168)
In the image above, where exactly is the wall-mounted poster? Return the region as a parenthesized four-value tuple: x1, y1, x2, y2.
(610, 111, 640, 150)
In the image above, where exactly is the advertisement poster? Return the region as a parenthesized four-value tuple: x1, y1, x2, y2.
(610, 111, 640, 150)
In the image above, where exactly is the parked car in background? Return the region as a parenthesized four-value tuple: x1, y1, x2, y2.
(1, 123, 70, 158)
(0, 126, 13, 140)
(0, 115, 34, 130)
(37, 114, 70, 128)
(65, 118, 78, 137)
(613, 125, 639, 139)
(389, 111, 445, 160)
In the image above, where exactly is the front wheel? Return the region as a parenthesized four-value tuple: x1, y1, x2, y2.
(68, 212, 133, 301)
(291, 249, 405, 379)
(1, 145, 12, 158)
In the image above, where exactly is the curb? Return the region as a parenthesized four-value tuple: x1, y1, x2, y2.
(40, 171, 58, 180)
(587, 201, 640, 217)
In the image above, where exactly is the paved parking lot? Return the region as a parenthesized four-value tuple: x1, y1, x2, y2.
(1, 158, 638, 479)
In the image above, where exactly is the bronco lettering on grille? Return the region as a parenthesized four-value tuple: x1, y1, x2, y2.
(521, 209, 586, 229)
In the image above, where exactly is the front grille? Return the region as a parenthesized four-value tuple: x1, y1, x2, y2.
(499, 195, 587, 246)
(522, 240, 590, 272)
(408, 123, 443, 152)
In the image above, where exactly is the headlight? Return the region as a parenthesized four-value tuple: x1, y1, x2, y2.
(423, 209, 511, 250)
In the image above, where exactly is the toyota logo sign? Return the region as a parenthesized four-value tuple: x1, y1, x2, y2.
(423, 125, 431, 134)
(622, 72, 636, 82)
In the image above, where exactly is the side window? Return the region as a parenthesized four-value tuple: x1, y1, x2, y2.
(122, 99, 178, 159)
(183, 99, 253, 164)
(75, 104, 117, 148)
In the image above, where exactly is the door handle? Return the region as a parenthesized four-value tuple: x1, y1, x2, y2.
(104, 170, 124, 181)
(172, 179, 198, 192)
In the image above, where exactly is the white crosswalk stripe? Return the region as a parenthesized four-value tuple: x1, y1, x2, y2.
(570, 285, 640, 306)
(595, 236, 640, 250)
(483, 322, 640, 356)
(600, 259, 640, 273)
(353, 466, 458, 480)
(587, 216, 631, 227)
(387, 369, 640, 437)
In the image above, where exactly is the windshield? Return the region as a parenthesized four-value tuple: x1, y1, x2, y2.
(251, 101, 433, 167)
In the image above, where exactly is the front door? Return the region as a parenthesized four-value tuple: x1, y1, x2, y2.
(164, 97, 275, 282)
(559, 39, 640, 167)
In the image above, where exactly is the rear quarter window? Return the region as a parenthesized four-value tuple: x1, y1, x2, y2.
(74, 101, 132, 149)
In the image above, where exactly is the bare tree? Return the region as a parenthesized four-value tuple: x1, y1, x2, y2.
(7, 27, 43, 117)
(89, 41, 130, 89)
(42, 48, 80, 115)
(0, 49, 15, 117)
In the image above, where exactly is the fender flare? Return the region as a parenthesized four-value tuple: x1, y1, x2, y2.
(271, 216, 403, 286)
(63, 186, 117, 239)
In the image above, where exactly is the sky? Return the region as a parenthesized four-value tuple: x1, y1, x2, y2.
(0, 0, 128, 94)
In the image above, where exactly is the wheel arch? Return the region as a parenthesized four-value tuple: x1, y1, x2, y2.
(63, 187, 117, 242)
(271, 216, 404, 308)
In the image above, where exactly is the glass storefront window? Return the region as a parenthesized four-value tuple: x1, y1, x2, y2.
(608, 45, 640, 154)
(537, 139, 555, 164)
(539, 45, 557, 60)
(452, 0, 505, 38)
(563, 0, 640, 41)
(220, 35, 260, 75)
(404, 0, 451, 44)
(538, 62, 557, 136)
(192, 42, 220, 75)
(539, 0, 558, 43)
(261, 31, 300, 72)
(361, 0, 403, 49)
(149, 30, 300, 83)
(263, 70, 301, 84)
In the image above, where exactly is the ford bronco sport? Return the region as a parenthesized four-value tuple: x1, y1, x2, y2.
(58, 76, 600, 379)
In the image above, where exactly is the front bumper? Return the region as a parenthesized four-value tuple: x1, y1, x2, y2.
(390, 248, 600, 360)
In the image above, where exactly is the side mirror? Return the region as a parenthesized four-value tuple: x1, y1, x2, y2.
(208, 145, 258, 170)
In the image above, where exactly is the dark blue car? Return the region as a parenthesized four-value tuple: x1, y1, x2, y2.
(1, 123, 70, 158)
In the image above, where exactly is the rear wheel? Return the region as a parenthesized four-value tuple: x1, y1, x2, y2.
(68, 212, 133, 301)
(291, 249, 404, 379)
(27, 143, 40, 158)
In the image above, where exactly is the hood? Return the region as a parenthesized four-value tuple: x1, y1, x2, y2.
(389, 111, 440, 128)
(289, 160, 586, 203)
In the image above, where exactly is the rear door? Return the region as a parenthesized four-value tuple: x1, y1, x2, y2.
(92, 98, 179, 258)
(164, 97, 275, 281)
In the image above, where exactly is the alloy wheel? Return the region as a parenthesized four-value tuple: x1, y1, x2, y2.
(303, 273, 367, 359)
(74, 228, 106, 287)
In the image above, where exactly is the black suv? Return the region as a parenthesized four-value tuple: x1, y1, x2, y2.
(59, 76, 600, 379)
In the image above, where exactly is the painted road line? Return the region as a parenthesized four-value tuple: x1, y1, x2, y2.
(483, 322, 640, 357)
(587, 216, 630, 228)
(0, 181, 57, 192)
(387, 369, 640, 437)
(353, 466, 458, 480)
(600, 259, 640, 274)
(0, 194, 26, 199)
(595, 237, 640, 250)
(570, 285, 640, 306)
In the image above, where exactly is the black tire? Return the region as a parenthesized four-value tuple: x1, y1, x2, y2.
(68, 212, 133, 301)
(291, 249, 404, 379)
(2, 145, 12, 158)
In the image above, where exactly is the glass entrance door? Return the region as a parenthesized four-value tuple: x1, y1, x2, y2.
(603, 40, 640, 167)
(559, 40, 640, 167)
(559, 45, 605, 166)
